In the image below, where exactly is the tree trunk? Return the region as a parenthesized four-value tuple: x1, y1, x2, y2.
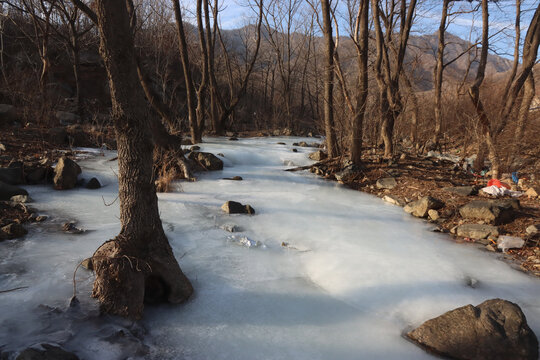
(321, 0, 338, 157)
(85, 0, 193, 319)
(509, 72, 535, 168)
(350, 0, 369, 165)
(172, 0, 200, 143)
(433, 0, 449, 146)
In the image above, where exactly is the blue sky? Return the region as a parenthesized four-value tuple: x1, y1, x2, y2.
(208, 0, 538, 59)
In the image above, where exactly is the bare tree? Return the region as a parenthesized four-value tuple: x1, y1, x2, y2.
(321, 0, 338, 157)
(71, 0, 193, 319)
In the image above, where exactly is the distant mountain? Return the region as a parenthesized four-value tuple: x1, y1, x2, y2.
(220, 26, 514, 92)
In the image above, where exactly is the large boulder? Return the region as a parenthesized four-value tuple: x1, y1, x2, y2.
(0, 181, 28, 200)
(459, 200, 515, 225)
(0, 162, 24, 185)
(53, 157, 81, 190)
(455, 224, 499, 239)
(404, 196, 444, 218)
(407, 299, 538, 360)
(16, 344, 79, 360)
(188, 152, 223, 171)
(376, 177, 397, 190)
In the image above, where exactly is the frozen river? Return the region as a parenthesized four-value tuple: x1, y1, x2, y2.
(1, 137, 539, 359)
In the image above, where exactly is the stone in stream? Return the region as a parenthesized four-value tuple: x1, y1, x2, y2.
(221, 201, 255, 215)
(455, 224, 499, 239)
(376, 177, 397, 190)
(459, 200, 515, 225)
(85, 177, 101, 189)
(222, 176, 243, 181)
(1, 223, 27, 240)
(404, 196, 444, 218)
(428, 209, 439, 221)
(407, 299, 538, 360)
(0, 181, 28, 201)
(188, 151, 223, 171)
(81, 258, 93, 271)
(54, 157, 81, 190)
(16, 344, 79, 360)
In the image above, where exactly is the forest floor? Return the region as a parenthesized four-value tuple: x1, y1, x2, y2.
(1, 124, 539, 277)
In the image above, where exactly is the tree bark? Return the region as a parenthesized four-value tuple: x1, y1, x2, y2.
(321, 0, 338, 157)
(350, 0, 369, 165)
(75, 0, 193, 319)
(432, 0, 449, 146)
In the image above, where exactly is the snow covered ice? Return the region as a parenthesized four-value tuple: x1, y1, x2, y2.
(1, 137, 540, 359)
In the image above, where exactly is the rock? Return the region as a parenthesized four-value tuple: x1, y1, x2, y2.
(334, 168, 355, 182)
(188, 152, 223, 171)
(486, 244, 497, 252)
(276, 142, 286, 145)
(190, 145, 200, 151)
(221, 224, 240, 232)
(0, 181, 28, 201)
(81, 258, 93, 271)
(376, 177, 397, 190)
(292, 148, 298, 152)
(223, 176, 243, 181)
(525, 186, 539, 198)
(48, 127, 68, 145)
(1, 223, 27, 240)
(459, 200, 514, 225)
(228, 137, 239, 141)
(456, 224, 499, 239)
(428, 209, 439, 221)
(221, 201, 255, 215)
(35, 215, 48, 222)
(407, 299, 538, 360)
(53, 157, 81, 190)
(308, 150, 327, 161)
(383, 195, 405, 206)
(404, 196, 444, 218)
(492, 198, 521, 211)
(16, 344, 79, 360)
(442, 186, 476, 196)
(0, 163, 24, 185)
(526, 224, 540, 236)
(62, 222, 84, 234)
(26, 166, 50, 184)
(497, 235, 525, 251)
(10, 194, 31, 203)
(85, 177, 101, 189)
(55, 111, 81, 125)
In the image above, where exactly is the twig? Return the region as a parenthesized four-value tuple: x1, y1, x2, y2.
(102, 195, 119, 207)
(0, 286, 28, 294)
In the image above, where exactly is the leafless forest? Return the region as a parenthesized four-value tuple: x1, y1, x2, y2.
(1, 0, 538, 176)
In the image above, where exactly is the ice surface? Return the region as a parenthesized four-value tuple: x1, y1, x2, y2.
(1, 137, 540, 360)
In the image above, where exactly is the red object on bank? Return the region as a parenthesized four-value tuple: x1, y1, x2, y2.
(487, 179, 511, 189)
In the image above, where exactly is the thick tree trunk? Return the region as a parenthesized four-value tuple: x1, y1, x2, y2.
(321, 0, 338, 157)
(87, 0, 193, 319)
